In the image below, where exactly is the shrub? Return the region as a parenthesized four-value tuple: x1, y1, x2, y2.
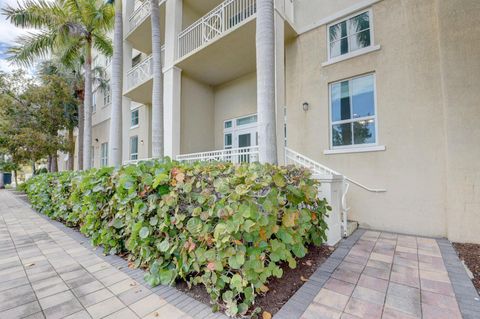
(24, 159, 329, 317)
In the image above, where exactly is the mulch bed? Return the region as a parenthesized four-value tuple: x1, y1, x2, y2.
(176, 244, 333, 316)
(453, 242, 480, 293)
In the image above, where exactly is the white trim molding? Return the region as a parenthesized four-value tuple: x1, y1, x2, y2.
(324, 145, 386, 155)
(322, 45, 381, 67)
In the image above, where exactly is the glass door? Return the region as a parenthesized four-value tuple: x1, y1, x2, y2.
(235, 128, 257, 162)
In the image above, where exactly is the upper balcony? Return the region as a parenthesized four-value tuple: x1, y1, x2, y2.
(177, 0, 257, 61)
(126, 0, 166, 54)
(124, 47, 165, 104)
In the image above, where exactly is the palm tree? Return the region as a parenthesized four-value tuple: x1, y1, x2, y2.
(3, 0, 114, 170)
(38, 59, 109, 170)
(256, 0, 277, 164)
(107, 0, 123, 167)
(151, 0, 164, 159)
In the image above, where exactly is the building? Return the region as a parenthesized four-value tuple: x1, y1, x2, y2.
(73, 0, 480, 244)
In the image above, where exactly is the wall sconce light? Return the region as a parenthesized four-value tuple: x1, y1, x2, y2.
(302, 102, 309, 111)
(140, 139, 144, 145)
(95, 138, 99, 143)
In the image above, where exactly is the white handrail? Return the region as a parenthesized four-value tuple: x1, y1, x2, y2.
(285, 148, 386, 193)
(176, 146, 259, 164)
(177, 0, 257, 59)
(128, 0, 166, 33)
(123, 157, 159, 165)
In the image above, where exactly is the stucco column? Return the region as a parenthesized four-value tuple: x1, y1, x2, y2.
(163, 0, 183, 158)
(274, 10, 286, 164)
(121, 0, 134, 163)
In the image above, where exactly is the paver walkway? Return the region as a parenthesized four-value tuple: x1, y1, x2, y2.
(0, 190, 225, 319)
(276, 229, 480, 319)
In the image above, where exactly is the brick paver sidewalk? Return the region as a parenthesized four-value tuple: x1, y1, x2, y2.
(0, 190, 225, 319)
(276, 230, 480, 319)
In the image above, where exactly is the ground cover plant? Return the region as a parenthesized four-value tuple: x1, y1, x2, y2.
(23, 159, 329, 317)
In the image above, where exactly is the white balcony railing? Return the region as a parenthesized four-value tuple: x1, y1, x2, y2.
(126, 47, 165, 91)
(176, 146, 259, 164)
(177, 0, 257, 59)
(129, 0, 151, 32)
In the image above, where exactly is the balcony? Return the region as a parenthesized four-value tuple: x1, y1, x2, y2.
(177, 0, 257, 61)
(126, 0, 166, 54)
(124, 47, 165, 104)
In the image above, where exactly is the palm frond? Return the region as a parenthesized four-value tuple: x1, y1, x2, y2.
(7, 31, 57, 67)
(2, 0, 61, 29)
(92, 31, 113, 57)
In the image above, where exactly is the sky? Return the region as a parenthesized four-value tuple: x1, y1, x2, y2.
(0, 0, 32, 72)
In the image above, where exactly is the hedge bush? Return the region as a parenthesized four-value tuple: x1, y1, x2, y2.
(24, 159, 329, 317)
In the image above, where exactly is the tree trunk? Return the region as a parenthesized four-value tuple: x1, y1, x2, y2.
(68, 128, 75, 171)
(151, 0, 164, 159)
(83, 41, 93, 170)
(109, 0, 123, 167)
(14, 170, 18, 187)
(32, 161, 36, 175)
(78, 99, 84, 170)
(256, 0, 277, 164)
(52, 154, 58, 172)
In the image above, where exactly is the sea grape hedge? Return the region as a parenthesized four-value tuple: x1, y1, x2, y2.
(23, 159, 329, 317)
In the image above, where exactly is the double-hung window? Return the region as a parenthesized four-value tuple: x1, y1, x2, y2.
(100, 142, 108, 167)
(330, 74, 377, 149)
(130, 136, 138, 160)
(131, 109, 139, 128)
(328, 11, 372, 59)
(103, 83, 111, 106)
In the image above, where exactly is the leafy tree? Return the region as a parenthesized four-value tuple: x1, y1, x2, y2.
(3, 0, 114, 170)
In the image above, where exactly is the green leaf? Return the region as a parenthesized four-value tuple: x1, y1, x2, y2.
(157, 239, 170, 252)
(273, 173, 286, 187)
(230, 274, 243, 291)
(228, 252, 245, 269)
(149, 216, 158, 226)
(112, 218, 123, 229)
(139, 227, 150, 239)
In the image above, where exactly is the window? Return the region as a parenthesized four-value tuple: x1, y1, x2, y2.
(223, 114, 258, 150)
(105, 56, 111, 66)
(130, 136, 138, 160)
(328, 11, 372, 59)
(103, 83, 111, 106)
(92, 93, 96, 113)
(131, 109, 139, 128)
(330, 74, 377, 148)
(100, 142, 108, 167)
(132, 54, 142, 67)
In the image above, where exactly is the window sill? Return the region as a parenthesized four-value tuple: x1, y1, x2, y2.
(322, 45, 381, 67)
(324, 145, 385, 155)
(130, 125, 139, 130)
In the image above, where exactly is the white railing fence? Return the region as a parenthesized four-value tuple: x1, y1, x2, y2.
(177, 0, 257, 59)
(285, 147, 386, 237)
(129, 0, 151, 32)
(126, 47, 165, 91)
(176, 146, 259, 164)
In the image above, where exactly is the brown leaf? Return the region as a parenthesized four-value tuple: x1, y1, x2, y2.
(26, 263, 35, 267)
(300, 276, 308, 282)
(259, 285, 269, 293)
(207, 262, 216, 271)
(305, 260, 312, 266)
(262, 311, 272, 319)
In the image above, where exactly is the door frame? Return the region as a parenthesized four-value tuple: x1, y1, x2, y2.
(223, 113, 258, 149)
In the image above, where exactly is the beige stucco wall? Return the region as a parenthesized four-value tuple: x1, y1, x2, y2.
(286, 0, 449, 237)
(180, 75, 215, 154)
(213, 72, 257, 149)
(436, 0, 480, 243)
(91, 120, 110, 168)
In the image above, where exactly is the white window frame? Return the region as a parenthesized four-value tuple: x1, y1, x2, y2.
(129, 135, 139, 160)
(92, 93, 97, 113)
(223, 113, 257, 149)
(100, 142, 108, 167)
(326, 9, 376, 63)
(131, 108, 140, 129)
(103, 83, 111, 106)
(328, 73, 379, 151)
